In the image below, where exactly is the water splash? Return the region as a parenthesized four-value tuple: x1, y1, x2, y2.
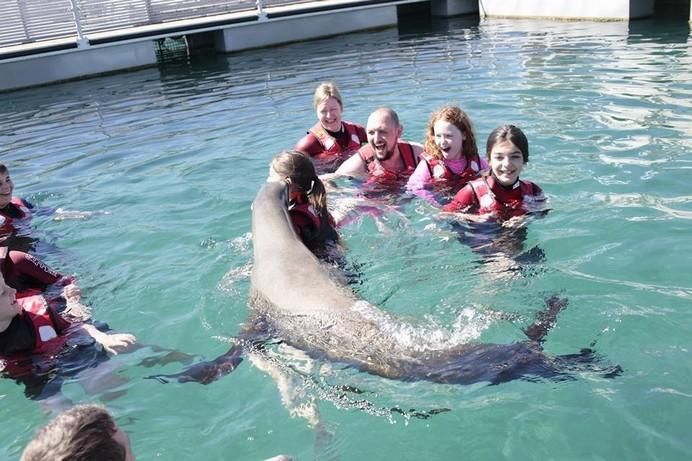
(349, 300, 494, 352)
(52, 208, 112, 221)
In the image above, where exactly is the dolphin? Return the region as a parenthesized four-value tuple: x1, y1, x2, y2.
(151, 181, 620, 386)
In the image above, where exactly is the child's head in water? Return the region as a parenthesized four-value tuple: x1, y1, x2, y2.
(424, 105, 478, 162)
(485, 125, 529, 187)
(269, 150, 329, 217)
(21, 404, 135, 461)
(0, 163, 15, 208)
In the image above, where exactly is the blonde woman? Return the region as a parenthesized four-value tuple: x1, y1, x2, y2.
(294, 82, 366, 167)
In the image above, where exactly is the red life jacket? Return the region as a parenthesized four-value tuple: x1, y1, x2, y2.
(359, 142, 419, 181)
(426, 152, 484, 184)
(0, 294, 70, 376)
(22, 295, 68, 354)
(288, 200, 338, 252)
(309, 121, 364, 157)
(468, 176, 545, 218)
(0, 197, 32, 236)
(289, 201, 322, 235)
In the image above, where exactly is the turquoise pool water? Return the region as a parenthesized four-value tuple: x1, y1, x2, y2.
(1, 16, 691, 461)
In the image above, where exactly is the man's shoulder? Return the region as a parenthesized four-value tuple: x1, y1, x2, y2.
(399, 140, 424, 155)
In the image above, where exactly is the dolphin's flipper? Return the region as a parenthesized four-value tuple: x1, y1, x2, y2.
(136, 348, 196, 368)
(523, 295, 568, 343)
(145, 343, 245, 385)
(146, 319, 270, 385)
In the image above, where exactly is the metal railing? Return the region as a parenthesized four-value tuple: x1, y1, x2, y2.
(1, 0, 321, 49)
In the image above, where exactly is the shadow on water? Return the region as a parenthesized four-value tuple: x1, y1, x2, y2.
(628, 16, 691, 44)
(398, 7, 481, 38)
(448, 218, 547, 272)
(397, 2, 434, 36)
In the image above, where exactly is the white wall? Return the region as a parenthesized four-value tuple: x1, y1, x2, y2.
(216, 6, 398, 53)
(478, 0, 655, 20)
(1, 41, 156, 92)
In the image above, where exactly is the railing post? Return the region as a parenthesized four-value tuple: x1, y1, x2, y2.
(17, 0, 32, 42)
(143, 0, 155, 23)
(68, 0, 90, 48)
(256, 0, 268, 21)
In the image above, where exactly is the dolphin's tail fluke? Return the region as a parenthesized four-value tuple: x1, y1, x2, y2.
(554, 348, 624, 379)
(519, 297, 622, 380)
(523, 295, 568, 343)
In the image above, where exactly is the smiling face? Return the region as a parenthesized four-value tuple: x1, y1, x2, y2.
(366, 110, 402, 161)
(433, 120, 464, 160)
(489, 140, 525, 186)
(0, 172, 14, 208)
(316, 97, 343, 132)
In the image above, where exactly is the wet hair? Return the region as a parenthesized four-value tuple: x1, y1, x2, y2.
(313, 81, 343, 110)
(486, 125, 529, 163)
(271, 150, 330, 224)
(0, 164, 8, 175)
(424, 105, 478, 161)
(21, 404, 126, 461)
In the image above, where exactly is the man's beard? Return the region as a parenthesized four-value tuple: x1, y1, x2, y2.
(373, 143, 395, 161)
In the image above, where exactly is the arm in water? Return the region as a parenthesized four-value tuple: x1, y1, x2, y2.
(405, 160, 442, 206)
(76, 323, 136, 355)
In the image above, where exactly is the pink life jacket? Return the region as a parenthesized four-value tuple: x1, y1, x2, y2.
(426, 152, 484, 184)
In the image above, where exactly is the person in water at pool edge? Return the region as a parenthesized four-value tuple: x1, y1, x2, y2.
(268, 150, 339, 256)
(323, 107, 424, 183)
(21, 404, 136, 461)
(0, 270, 136, 400)
(0, 163, 34, 246)
(294, 81, 367, 171)
(442, 124, 546, 220)
(406, 105, 487, 205)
